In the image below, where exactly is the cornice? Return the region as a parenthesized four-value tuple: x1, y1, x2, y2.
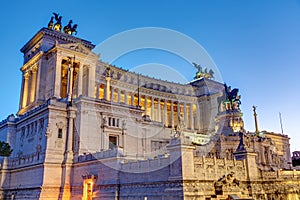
(20, 51, 43, 72)
(20, 27, 95, 54)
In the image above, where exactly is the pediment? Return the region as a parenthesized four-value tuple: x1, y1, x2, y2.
(58, 42, 94, 55)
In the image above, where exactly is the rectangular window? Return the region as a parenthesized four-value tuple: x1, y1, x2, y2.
(58, 128, 63, 138)
(109, 136, 118, 149)
(108, 117, 111, 126)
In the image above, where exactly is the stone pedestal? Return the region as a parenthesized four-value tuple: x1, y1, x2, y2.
(167, 137, 195, 180)
(234, 151, 258, 181)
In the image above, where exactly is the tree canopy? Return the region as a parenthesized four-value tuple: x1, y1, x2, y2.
(0, 141, 13, 157)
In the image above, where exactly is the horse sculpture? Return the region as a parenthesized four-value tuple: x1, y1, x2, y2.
(63, 20, 77, 35)
(192, 62, 214, 79)
(53, 12, 62, 31)
(48, 16, 54, 29)
(217, 83, 241, 112)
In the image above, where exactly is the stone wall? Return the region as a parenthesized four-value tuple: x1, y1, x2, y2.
(194, 156, 247, 181)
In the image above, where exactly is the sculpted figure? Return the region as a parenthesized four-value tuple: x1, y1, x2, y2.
(63, 20, 73, 34)
(176, 114, 186, 133)
(53, 12, 63, 31)
(63, 20, 78, 35)
(48, 16, 54, 29)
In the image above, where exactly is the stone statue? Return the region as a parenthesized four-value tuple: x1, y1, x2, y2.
(102, 117, 107, 128)
(236, 132, 252, 152)
(53, 12, 62, 31)
(48, 16, 54, 29)
(105, 67, 111, 77)
(215, 172, 240, 193)
(176, 114, 186, 133)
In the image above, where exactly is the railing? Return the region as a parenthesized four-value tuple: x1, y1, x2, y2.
(4, 152, 45, 169)
(77, 147, 125, 163)
(262, 169, 300, 180)
(194, 156, 246, 180)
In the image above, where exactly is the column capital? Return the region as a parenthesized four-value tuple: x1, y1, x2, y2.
(32, 65, 38, 73)
(24, 72, 29, 79)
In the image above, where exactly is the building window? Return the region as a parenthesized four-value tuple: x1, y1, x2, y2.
(58, 128, 63, 138)
(109, 136, 118, 149)
(107, 117, 120, 128)
(108, 117, 111, 126)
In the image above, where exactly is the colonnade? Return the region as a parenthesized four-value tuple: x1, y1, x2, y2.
(95, 82, 203, 131)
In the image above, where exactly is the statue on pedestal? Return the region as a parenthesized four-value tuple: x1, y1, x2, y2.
(217, 83, 241, 112)
(192, 62, 214, 79)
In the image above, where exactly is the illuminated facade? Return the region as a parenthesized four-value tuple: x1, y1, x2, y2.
(0, 26, 299, 200)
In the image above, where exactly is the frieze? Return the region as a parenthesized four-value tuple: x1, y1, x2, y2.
(57, 43, 94, 56)
(42, 27, 95, 49)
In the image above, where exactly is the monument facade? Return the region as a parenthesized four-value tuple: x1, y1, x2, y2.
(0, 16, 298, 200)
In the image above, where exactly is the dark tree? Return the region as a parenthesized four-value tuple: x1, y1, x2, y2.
(0, 141, 13, 157)
(292, 159, 300, 167)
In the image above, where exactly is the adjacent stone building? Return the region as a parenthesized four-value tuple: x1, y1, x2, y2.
(0, 20, 299, 200)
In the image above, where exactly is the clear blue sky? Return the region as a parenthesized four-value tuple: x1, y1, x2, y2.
(0, 1, 299, 151)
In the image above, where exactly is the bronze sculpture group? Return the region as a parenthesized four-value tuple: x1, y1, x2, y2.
(217, 83, 241, 112)
(48, 13, 77, 35)
(193, 62, 214, 79)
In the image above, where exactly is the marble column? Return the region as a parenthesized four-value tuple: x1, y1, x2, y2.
(67, 62, 74, 102)
(171, 101, 174, 128)
(77, 63, 83, 96)
(30, 68, 37, 103)
(88, 65, 96, 98)
(105, 77, 111, 101)
(22, 72, 29, 108)
(117, 89, 121, 103)
(95, 83, 100, 99)
(144, 95, 148, 115)
(158, 98, 161, 122)
(151, 97, 155, 120)
(54, 54, 62, 98)
(35, 62, 41, 101)
(164, 99, 167, 126)
(196, 103, 201, 130)
(131, 93, 134, 105)
(110, 87, 114, 102)
(190, 103, 194, 130)
(27, 72, 32, 104)
(138, 92, 141, 107)
(124, 91, 128, 105)
(183, 102, 187, 126)
(177, 101, 181, 124)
